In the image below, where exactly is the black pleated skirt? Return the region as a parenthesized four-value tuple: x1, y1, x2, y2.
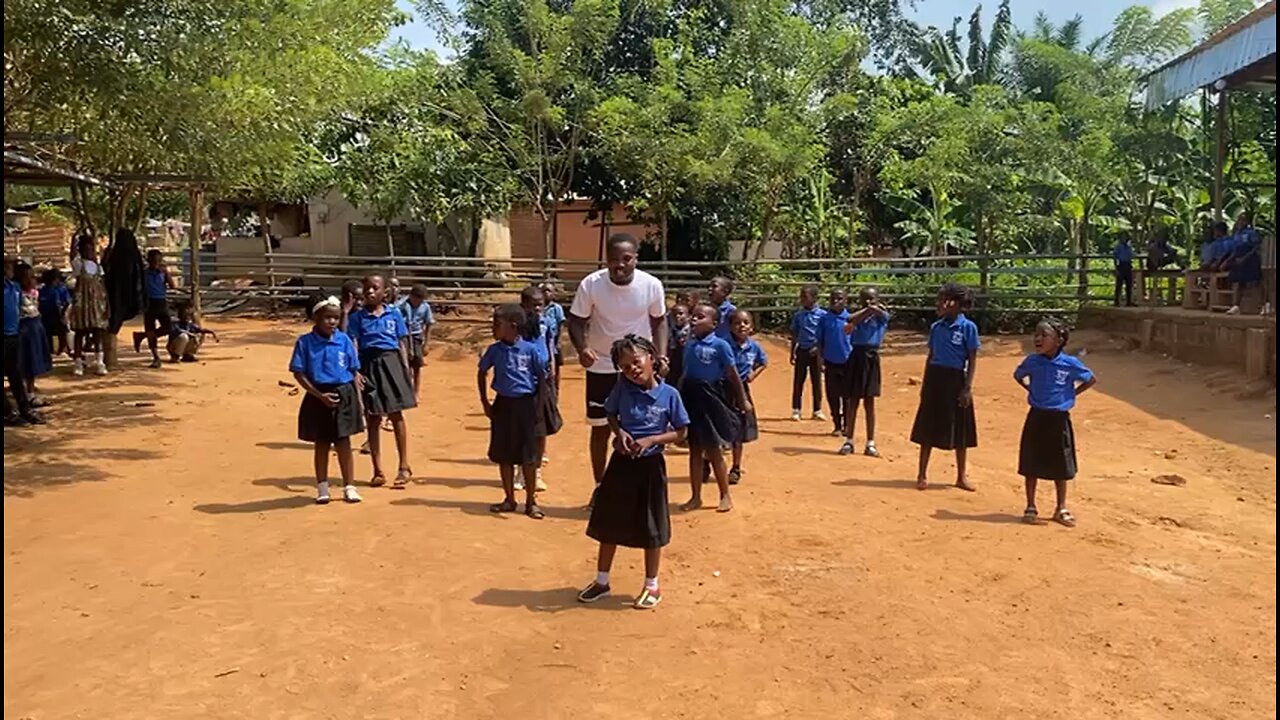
(909, 364, 978, 450)
(586, 453, 671, 549)
(489, 394, 542, 466)
(1018, 408, 1077, 480)
(681, 378, 741, 450)
(297, 382, 365, 443)
(360, 348, 417, 415)
(533, 375, 562, 439)
(847, 345, 882, 399)
(737, 381, 759, 443)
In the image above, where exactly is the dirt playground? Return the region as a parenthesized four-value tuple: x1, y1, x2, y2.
(3, 317, 1276, 720)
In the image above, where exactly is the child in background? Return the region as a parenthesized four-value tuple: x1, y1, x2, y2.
(132, 249, 176, 368)
(289, 296, 364, 504)
(38, 268, 71, 357)
(168, 304, 218, 362)
(707, 276, 736, 340)
(840, 287, 889, 457)
(579, 334, 690, 609)
(69, 234, 109, 377)
(15, 264, 51, 405)
(666, 302, 691, 388)
(816, 289, 852, 436)
(910, 282, 980, 491)
(789, 285, 826, 422)
(1199, 222, 1230, 271)
(728, 309, 767, 484)
(479, 303, 548, 519)
(1014, 318, 1096, 527)
(396, 284, 435, 399)
(4, 258, 42, 425)
(679, 302, 748, 513)
(518, 284, 561, 492)
(540, 281, 566, 392)
(338, 279, 364, 333)
(1113, 236, 1134, 307)
(348, 274, 417, 488)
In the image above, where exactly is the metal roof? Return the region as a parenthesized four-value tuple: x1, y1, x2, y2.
(1144, 0, 1277, 109)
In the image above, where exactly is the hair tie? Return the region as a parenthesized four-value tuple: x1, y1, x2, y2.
(312, 295, 340, 314)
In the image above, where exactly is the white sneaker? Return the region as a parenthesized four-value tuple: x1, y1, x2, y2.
(343, 485, 362, 503)
(1226, 305, 1240, 315)
(73, 359, 85, 377)
(95, 362, 108, 376)
(791, 410, 802, 421)
(316, 482, 331, 505)
(813, 410, 827, 421)
(514, 468, 525, 491)
(535, 467, 548, 492)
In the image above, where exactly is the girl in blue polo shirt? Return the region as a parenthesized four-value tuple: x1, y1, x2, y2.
(707, 276, 736, 340)
(816, 289, 852, 436)
(518, 284, 562, 492)
(479, 303, 549, 519)
(788, 285, 826, 422)
(679, 302, 749, 513)
(728, 309, 768, 484)
(1014, 318, 1096, 527)
(289, 297, 365, 504)
(348, 273, 417, 489)
(840, 287, 890, 457)
(579, 334, 690, 609)
(910, 282, 980, 491)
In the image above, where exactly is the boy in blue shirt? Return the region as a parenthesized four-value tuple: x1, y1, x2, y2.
(38, 268, 72, 357)
(707, 276, 736, 340)
(1113, 237, 1134, 307)
(133, 249, 177, 368)
(1014, 318, 1096, 527)
(395, 284, 435, 399)
(4, 257, 41, 425)
(540, 281, 567, 390)
(788, 285, 826, 422)
(910, 282, 980, 491)
(729, 309, 768, 484)
(816, 289, 852, 435)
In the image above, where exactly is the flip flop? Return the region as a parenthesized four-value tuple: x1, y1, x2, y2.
(1022, 507, 1039, 524)
(393, 468, 412, 488)
(489, 499, 517, 513)
(1053, 509, 1077, 528)
(525, 503, 545, 520)
(369, 472, 386, 488)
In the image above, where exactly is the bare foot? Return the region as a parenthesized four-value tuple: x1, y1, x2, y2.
(680, 497, 703, 512)
(916, 477, 928, 490)
(955, 479, 977, 492)
(716, 495, 733, 513)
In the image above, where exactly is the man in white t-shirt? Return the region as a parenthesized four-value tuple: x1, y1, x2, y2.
(568, 234, 668, 491)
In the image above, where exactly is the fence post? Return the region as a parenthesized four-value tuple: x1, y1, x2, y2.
(188, 188, 203, 319)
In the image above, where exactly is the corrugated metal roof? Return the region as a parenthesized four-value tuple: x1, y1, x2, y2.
(1144, 1, 1277, 109)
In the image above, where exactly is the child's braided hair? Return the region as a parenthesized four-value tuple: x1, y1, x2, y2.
(610, 333, 658, 370)
(938, 281, 974, 311)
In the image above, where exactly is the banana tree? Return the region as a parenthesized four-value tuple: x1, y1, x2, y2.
(890, 187, 974, 257)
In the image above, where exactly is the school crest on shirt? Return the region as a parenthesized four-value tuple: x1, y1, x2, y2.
(695, 344, 718, 363)
(950, 330, 963, 345)
(1055, 368, 1070, 385)
(516, 353, 530, 372)
(338, 351, 348, 368)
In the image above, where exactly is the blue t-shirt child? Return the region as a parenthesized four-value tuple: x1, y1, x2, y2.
(145, 268, 168, 300)
(1013, 352, 1094, 412)
(605, 380, 691, 457)
(479, 339, 545, 397)
(790, 306, 825, 350)
(395, 298, 435, 337)
(682, 334, 736, 383)
(817, 309, 852, 364)
(348, 306, 408, 352)
(732, 337, 768, 382)
(848, 312, 889, 347)
(3, 278, 21, 337)
(38, 284, 72, 320)
(543, 302, 566, 355)
(289, 330, 360, 386)
(928, 314, 980, 370)
(715, 299, 737, 340)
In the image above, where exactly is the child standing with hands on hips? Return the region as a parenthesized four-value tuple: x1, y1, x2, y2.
(290, 297, 365, 504)
(910, 282, 979, 491)
(728, 309, 767, 484)
(579, 335, 690, 609)
(1014, 318, 1096, 527)
(348, 274, 416, 488)
(479, 303, 549, 519)
(840, 287, 889, 457)
(789, 284, 826, 422)
(679, 302, 749, 513)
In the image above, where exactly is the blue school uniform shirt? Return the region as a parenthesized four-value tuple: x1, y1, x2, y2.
(170, 319, 203, 339)
(605, 379, 691, 457)
(3, 278, 20, 336)
(1113, 242, 1133, 264)
(479, 339, 545, 397)
(145, 268, 168, 300)
(289, 330, 360, 386)
(543, 302, 566, 350)
(1231, 226, 1259, 256)
(732, 337, 768, 382)
(395, 298, 435, 336)
(38, 284, 71, 316)
(348, 306, 408, 351)
(714, 299, 736, 340)
(848, 311, 889, 347)
(790, 306, 825, 350)
(1014, 352, 1094, 412)
(817, 309, 852, 364)
(682, 333, 736, 383)
(928, 314, 980, 370)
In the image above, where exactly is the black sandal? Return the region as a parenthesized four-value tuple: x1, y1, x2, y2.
(525, 503, 545, 520)
(728, 467, 742, 485)
(489, 499, 517, 513)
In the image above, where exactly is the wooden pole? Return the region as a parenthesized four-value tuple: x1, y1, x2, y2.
(1213, 88, 1228, 222)
(189, 188, 204, 319)
(260, 202, 278, 315)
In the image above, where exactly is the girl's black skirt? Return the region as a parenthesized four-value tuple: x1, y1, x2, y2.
(489, 394, 542, 466)
(407, 333, 426, 369)
(909, 364, 978, 450)
(586, 453, 670, 549)
(298, 382, 364, 443)
(1018, 407, 1077, 481)
(18, 316, 51, 378)
(533, 375, 562, 439)
(737, 381, 759, 443)
(846, 345, 882, 399)
(360, 348, 417, 416)
(681, 378, 741, 449)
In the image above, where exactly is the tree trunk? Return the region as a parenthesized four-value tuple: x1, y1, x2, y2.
(189, 189, 204, 319)
(132, 185, 151, 235)
(1076, 213, 1090, 299)
(467, 210, 481, 258)
(976, 212, 989, 295)
(260, 203, 278, 310)
(659, 205, 669, 262)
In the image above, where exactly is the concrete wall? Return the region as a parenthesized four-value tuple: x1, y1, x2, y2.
(1079, 306, 1276, 383)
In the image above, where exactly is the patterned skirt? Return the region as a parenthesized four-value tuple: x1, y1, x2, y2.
(69, 277, 109, 331)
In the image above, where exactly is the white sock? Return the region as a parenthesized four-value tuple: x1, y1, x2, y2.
(644, 576, 659, 591)
(595, 571, 610, 587)
(95, 351, 104, 364)
(317, 481, 330, 496)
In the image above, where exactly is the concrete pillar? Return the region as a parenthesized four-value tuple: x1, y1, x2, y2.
(1140, 319, 1155, 351)
(1244, 328, 1271, 380)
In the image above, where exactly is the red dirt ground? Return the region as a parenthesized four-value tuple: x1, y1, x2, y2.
(4, 318, 1276, 720)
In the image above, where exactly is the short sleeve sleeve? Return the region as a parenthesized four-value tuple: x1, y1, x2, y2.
(346, 335, 361, 371)
(478, 344, 496, 373)
(569, 276, 594, 319)
(716, 340, 735, 374)
(648, 275, 666, 318)
(394, 310, 408, 338)
(755, 340, 768, 367)
(965, 322, 980, 351)
(1072, 355, 1094, 382)
(668, 388, 690, 429)
(530, 345, 548, 378)
(288, 338, 308, 374)
(604, 381, 623, 416)
(1013, 355, 1032, 381)
(423, 303, 435, 326)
